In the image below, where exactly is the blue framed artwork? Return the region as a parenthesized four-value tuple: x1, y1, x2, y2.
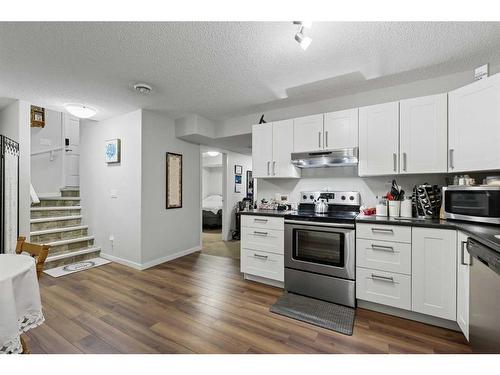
(105, 139, 121, 163)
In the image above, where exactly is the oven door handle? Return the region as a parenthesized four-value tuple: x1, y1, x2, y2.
(284, 220, 355, 229)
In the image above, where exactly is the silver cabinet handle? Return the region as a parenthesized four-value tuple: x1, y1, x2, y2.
(318, 132, 322, 149)
(371, 228, 394, 234)
(461, 240, 469, 266)
(253, 253, 268, 260)
(371, 244, 395, 252)
(267, 161, 270, 175)
(272, 161, 276, 176)
(403, 152, 407, 172)
(449, 149, 454, 170)
(393, 153, 397, 172)
(253, 231, 268, 236)
(254, 218, 268, 223)
(325, 131, 329, 148)
(370, 274, 395, 283)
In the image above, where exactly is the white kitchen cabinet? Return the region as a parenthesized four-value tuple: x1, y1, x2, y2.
(252, 123, 273, 178)
(293, 114, 324, 153)
(323, 108, 359, 150)
(449, 73, 500, 172)
(272, 119, 300, 178)
(400, 93, 448, 174)
(358, 102, 400, 176)
(457, 231, 470, 341)
(252, 122, 300, 178)
(412, 227, 457, 320)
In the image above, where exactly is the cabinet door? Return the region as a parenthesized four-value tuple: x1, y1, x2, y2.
(449, 74, 500, 172)
(252, 123, 273, 178)
(272, 119, 300, 178)
(412, 228, 457, 320)
(358, 102, 399, 176)
(324, 108, 359, 149)
(400, 94, 448, 174)
(457, 231, 470, 341)
(293, 114, 324, 153)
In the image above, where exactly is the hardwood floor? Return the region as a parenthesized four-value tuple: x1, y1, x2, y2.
(26, 252, 471, 354)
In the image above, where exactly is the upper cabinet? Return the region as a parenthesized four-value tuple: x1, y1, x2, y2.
(449, 74, 500, 172)
(358, 102, 400, 176)
(293, 114, 324, 153)
(324, 108, 359, 149)
(252, 121, 300, 179)
(399, 93, 448, 174)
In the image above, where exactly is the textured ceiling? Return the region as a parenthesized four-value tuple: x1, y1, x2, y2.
(1, 22, 500, 122)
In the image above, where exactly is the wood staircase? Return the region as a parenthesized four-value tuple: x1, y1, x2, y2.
(30, 187, 101, 269)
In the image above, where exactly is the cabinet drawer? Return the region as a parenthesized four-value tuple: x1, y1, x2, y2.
(356, 223, 411, 243)
(241, 215, 284, 231)
(356, 238, 411, 275)
(356, 267, 411, 310)
(241, 227, 284, 255)
(241, 249, 284, 282)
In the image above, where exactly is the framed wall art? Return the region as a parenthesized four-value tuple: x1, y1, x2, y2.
(234, 165, 243, 175)
(166, 152, 183, 209)
(30, 105, 45, 128)
(105, 139, 121, 163)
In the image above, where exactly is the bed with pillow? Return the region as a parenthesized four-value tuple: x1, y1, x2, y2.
(202, 194, 223, 228)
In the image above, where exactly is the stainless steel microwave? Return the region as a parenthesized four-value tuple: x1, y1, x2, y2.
(443, 186, 500, 224)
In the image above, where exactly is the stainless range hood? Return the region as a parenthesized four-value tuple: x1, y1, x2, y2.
(291, 147, 358, 168)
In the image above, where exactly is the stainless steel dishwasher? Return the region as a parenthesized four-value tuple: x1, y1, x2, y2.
(467, 238, 500, 353)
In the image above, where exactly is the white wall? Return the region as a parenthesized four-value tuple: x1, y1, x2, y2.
(0, 100, 31, 239)
(140, 110, 201, 266)
(222, 151, 252, 241)
(30, 109, 63, 196)
(202, 153, 222, 198)
(256, 167, 448, 207)
(80, 110, 143, 267)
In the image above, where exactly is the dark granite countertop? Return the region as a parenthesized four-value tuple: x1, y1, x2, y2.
(239, 209, 291, 217)
(356, 215, 500, 253)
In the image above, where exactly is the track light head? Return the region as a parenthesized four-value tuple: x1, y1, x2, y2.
(295, 32, 312, 50)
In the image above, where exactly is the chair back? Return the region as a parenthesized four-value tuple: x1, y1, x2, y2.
(15, 236, 49, 279)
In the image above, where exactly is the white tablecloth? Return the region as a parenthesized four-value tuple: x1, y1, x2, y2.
(0, 254, 45, 354)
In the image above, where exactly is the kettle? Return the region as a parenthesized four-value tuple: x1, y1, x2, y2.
(315, 199, 329, 213)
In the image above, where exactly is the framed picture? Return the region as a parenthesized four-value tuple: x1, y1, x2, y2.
(166, 152, 182, 209)
(30, 105, 45, 128)
(234, 165, 243, 175)
(105, 139, 121, 163)
(246, 170, 253, 199)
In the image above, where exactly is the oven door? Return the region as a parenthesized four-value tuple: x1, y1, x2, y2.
(444, 186, 500, 224)
(284, 220, 355, 280)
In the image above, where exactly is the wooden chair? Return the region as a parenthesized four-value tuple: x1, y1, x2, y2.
(15, 236, 49, 279)
(15, 236, 50, 354)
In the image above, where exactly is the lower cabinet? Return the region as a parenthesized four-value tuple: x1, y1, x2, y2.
(457, 231, 470, 341)
(411, 227, 457, 321)
(240, 215, 284, 285)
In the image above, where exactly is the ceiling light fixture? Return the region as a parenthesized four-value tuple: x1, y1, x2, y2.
(64, 104, 97, 119)
(293, 22, 312, 50)
(133, 82, 152, 94)
(206, 151, 220, 157)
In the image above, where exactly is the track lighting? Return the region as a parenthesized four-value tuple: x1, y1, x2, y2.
(293, 22, 312, 50)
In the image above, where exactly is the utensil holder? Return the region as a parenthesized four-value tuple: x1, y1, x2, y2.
(388, 201, 401, 217)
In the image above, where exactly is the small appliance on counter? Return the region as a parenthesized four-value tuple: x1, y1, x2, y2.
(443, 185, 500, 224)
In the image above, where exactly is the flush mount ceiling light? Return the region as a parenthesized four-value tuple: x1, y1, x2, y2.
(64, 104, 97, 119)
(293, 21, 312, 50)
(133, 82, 152, 94)
(206, 151, 220, 157)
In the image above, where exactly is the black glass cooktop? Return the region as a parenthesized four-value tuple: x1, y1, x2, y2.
(284, 210, 359, 223)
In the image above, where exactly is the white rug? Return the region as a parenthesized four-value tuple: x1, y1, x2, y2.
(43, 257, 111, 278)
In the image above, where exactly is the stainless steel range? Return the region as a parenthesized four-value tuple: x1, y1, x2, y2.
(284, 191, 360, 307)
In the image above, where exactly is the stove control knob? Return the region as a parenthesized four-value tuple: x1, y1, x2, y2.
(341, 195, 346, 200)
(349, 196, 355, 201)
(309, 195, 314, 200)
(302, 195, 307, 200)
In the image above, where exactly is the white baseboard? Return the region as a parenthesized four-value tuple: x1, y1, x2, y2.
(100, 253, 143, 270)
(140, 245, 201, 270)
(101, 245, 201, 271)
